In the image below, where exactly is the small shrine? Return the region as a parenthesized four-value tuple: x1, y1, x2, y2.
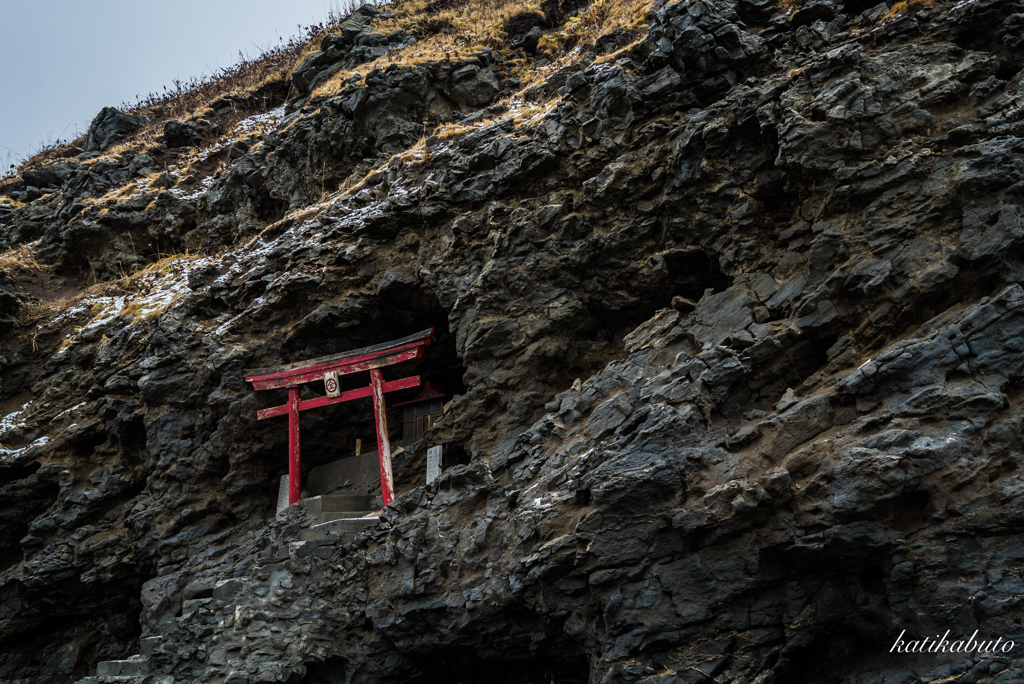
(244, 329, 435, 506)
(394, 381, 445, 442)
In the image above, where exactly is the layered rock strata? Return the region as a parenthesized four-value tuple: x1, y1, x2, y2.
(2, 0, 1024, 682)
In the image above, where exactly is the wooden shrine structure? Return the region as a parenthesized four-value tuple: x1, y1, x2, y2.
(394, 381, 446, 442)
(244, 329, 435, 507)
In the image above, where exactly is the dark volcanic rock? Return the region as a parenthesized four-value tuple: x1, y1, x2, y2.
(163, 119, 203, 148)
(83, 107, 149, 152)
(291, 4, 417, 98)
(512, 25, 543, 53)
(448, 63, 502, 107)
(22, 160, 80, 190)
(292, 49, 341, 95)
(3, 0, 1024, 682)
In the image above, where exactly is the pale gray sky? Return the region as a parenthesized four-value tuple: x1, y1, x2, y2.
(0, 0, 354, 167)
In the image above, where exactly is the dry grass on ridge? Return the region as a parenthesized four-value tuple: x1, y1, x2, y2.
(0, 243, 51, 278)
(878, 0, 939, 21)
(312, 0, 655, 97)
(8, 250, 210, 334)
(3, 0, 662, 341)
(9, 0, 657, 181)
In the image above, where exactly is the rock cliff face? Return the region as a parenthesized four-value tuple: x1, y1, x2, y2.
(3, 0, 1024, 681)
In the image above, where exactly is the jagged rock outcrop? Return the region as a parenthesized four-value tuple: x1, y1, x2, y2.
(163, 120, 204, 149)
(3, 0, 1024, 682)
(83, 107, 149, 153)
(291, 4, 416, 99)
(21, 162, 80, 192)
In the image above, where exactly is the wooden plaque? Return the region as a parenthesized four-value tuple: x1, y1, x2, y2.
(324, 370, 340, 398)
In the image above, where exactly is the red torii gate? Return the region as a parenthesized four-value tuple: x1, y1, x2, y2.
(244, 329, 435, 507)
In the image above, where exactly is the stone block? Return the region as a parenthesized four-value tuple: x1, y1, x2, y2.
(213, 579, 246, 602)
(427, 446, 442, 484)
(139, 636, 162, 656)
(96, 657, 149, 677)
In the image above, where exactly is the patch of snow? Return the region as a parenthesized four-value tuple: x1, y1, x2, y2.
(234, 106, 287, 135)
(0, 446, 25, 461)
(212, 237, 280, 289)
(523, 490, 574, 511)
(519, 481, 541, 499)
(170, 174, 218, 202)
(0, 434, 50, 464)
(47, 304, 89, 330)
(127, 276, 190, 317)
(54, 402, 87, 420)
(79, 296, 127, 333)
(212, 313, 245, 338)
(0, 401, 32, 436)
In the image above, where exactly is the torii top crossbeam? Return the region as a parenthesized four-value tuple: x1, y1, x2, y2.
(244, 329, 435, 507)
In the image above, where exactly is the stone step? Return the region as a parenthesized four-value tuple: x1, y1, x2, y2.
(96, 655, 150, 677)
(139, 636, 162, 657)
(300, 494, 371, 516)
(317, 510, 375, 524)
(288, 539, 340, 559)
(298, 516, 380, 542)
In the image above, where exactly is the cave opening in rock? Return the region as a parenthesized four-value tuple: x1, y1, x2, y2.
(554, 248, 733, 396)
(0, 577, 143, 681)
(255, 282, 466, 505)
(586, 247, 732, 345)
(755, 177, 799, 228)
(860, 565, 886, 594)
(0, 459, 40, 488)
(718, 332, 838, 419)
(890, 489, 930, 532)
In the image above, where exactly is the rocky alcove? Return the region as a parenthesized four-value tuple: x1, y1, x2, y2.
(250, 281, 467, 507)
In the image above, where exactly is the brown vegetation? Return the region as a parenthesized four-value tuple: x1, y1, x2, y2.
(10, 298, 70, 332)
(878, 0, 938, 22)
(9, 0, 656, 182)
(313, 0, 654, 97)
(0, 244, 51, 278)
(3, 0, 660, 336)
(537, 0, 652, 53)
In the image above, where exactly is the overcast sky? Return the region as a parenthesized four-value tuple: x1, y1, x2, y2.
(0, 0, 352, 168)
